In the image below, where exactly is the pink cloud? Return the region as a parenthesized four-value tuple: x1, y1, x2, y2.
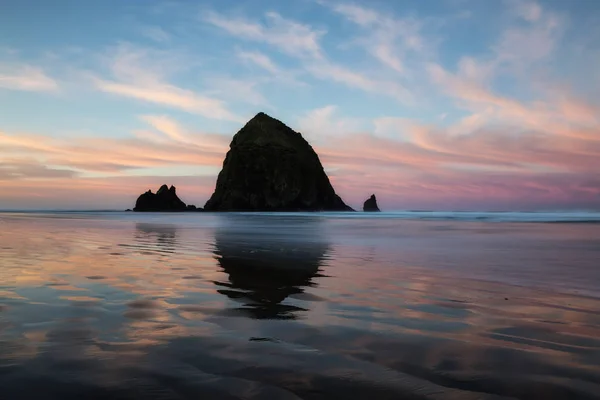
(0, 117, 230, 175)
(2, 81, 600, 210)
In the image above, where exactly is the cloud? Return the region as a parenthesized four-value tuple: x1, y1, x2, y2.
(297, 105, 364, 142)
(0, 175, 218, 210)
(373, 117, 415, 138)
(508, 0, 543, 22)
(321, 130, 600, 210)
(324, 2, 427, 74)
(209, 9, 412, 102)
(427, 60, 600, 142)
(329, 3, 380, 26)
(0, 160, 77, 180)
(295, 72, 600, 208)
(139, 115, 191, 144)
(494, 7, 563, 67)
(2, 86, 600, 210)
(330, 167, 600, 211)
(0, 64, 58, 91)
(0, 116, 225, 209)
(1, 1, 598, 210)
(455, 57, 495, 85)
(205, 11, 324, 59)
(139, 25, 171, 43)
(372, 44, 404, 73)
(0, 116, 230, 177)
(204, 77, 269, 107)
(235, 50, 307, 88)
(95, 79, 239, 121)
(236, 50, 280, 74)
(92, 44, 241, 121)
(423, 0, 563, 110)
(305, 60, 412, 102)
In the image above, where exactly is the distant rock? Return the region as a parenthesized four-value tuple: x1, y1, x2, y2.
(133, 185, 187, 212)
(204, 112, 353, 212)
(363, 194, 381, 212)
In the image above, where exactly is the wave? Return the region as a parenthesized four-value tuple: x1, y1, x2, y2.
(239, 211, 600, 223)
(2, 210, 600, 224)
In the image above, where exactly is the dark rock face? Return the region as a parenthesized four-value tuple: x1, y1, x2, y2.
(134, 185, 187, 212)
(204, 112, 353, 212)
(363, 194, 381, 212)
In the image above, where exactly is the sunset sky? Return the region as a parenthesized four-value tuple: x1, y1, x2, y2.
(1, 0, 599, 211)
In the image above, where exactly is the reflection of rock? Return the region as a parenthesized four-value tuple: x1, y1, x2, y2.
(363, 194, 381, 212)
(134, 185, 187, 212)
(204, 112, 353, 211)
(212, 215, 330, 319)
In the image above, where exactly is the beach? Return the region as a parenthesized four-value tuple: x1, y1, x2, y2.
(0, 211, 599, 399)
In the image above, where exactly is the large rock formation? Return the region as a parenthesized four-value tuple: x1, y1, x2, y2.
(134, 185, 188, 212)
(363, 194, 381, 212)
(204, 112, 353, 211)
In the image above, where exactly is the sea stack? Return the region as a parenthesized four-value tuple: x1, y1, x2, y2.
(363, 194, 381, 212)
(204, 112, 353, 212)
(134, 185, 187, 212)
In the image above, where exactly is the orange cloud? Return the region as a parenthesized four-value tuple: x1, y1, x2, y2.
(0, 117, 230, 176)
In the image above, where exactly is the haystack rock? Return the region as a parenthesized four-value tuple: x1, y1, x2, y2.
(363, 194, 381, 212)
(204, 112, 353, 212)
(134, 185, 187, 212)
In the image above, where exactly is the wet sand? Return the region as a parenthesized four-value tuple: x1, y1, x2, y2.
(0, 212, 599, 399)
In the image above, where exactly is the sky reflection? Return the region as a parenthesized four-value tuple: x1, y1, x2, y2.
(0, 213, 599, 398)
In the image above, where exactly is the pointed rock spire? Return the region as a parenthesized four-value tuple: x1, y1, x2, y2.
(363, 194, 381, 212)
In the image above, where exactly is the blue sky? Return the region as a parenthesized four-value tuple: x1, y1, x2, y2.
(1, 0, 599, 210)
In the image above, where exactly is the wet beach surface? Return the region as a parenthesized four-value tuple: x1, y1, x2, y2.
(1, 212, 600, 399)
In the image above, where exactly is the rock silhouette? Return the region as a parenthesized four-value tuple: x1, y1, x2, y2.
(133, 185, 187, 212)
(363, 194, 381, 212)
(204, 112, 353, 211)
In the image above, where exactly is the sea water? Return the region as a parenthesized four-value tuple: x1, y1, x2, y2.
(0, 211, 599, 399)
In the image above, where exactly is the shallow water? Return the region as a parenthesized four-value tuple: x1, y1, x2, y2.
(1, 211, 600, 399)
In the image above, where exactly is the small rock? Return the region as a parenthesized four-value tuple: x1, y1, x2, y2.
(363, 194, 381, 212)
(133, 185, 187, 212)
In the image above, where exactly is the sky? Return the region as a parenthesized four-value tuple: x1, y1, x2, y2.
(1, 0, 599, 211)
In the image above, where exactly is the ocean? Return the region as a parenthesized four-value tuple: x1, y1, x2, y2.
(1, 211, 599, 399)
